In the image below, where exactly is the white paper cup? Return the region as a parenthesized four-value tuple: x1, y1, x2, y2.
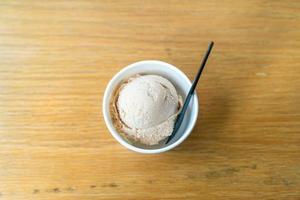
(102, 60, 199, 154)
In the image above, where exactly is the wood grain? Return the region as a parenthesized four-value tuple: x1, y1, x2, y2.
(0, 0, 300, 199)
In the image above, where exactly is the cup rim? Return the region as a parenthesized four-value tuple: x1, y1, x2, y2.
(102, 60, 199, 154)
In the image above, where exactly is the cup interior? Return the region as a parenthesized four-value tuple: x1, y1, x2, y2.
(103, 60, 198, 153)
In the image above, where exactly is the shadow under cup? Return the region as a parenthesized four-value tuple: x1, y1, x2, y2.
(104, 61, 198, 153)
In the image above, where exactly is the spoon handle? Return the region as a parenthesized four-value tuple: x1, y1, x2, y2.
(166, 41, 214, 144)
(190, 41, 214, 94)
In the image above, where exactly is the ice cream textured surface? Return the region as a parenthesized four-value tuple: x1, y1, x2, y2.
(111, 74, 182, 145)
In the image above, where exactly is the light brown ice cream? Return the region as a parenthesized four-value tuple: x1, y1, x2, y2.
(110, 74, 182, 145)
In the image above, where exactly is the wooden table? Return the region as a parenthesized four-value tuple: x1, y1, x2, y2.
(0, 1, 299, 199)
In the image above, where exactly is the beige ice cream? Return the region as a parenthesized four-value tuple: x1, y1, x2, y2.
(110, 74, 182, 145)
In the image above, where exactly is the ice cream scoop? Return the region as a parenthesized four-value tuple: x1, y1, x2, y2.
(111, 74, 182, 145)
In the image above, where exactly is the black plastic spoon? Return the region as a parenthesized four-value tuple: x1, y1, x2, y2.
(166, 41, 214, 144)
